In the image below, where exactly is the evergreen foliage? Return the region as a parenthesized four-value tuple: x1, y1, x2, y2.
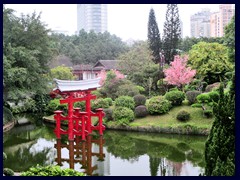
(223, 15, 235, 63)
(51, 30, 128, 65)
(162, 4, 181, 64)
(148, 8, 161, 64)
(204, 75, 235, 176)
(3, 7, 54, 104)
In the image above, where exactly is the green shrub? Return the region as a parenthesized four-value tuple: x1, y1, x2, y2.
(91, 90, 103, 98)
(3, 168, 14, 176)
(165, 90, 185, 106)
(196, 93, 210, 104)
(46, 99, 67, 112)
(103, 108, 113, 121)
(146, 96, 171, 115)
(176, 110, 190, 121)
(115, 96, 135, 110)
(191, 103, 202, 108)
(74, 101, 86, 111)
(136, 85, 145, 94)
(104, 98, 113, 106)
(169, 87, 179, 91)
(133, 94, 146, 107)
(134, 105, 148, 118)
(208, 91, 219, 103)
(92, 98, 110, 110)
(203, 110, 213, 118)
(186, 91, 201, 105)
(116, 84, 140, 97)
(113, 107, 134, 126)
(21, 165, 85, 176)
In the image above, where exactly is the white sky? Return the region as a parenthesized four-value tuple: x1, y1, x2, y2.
(5, 4, 220, 41)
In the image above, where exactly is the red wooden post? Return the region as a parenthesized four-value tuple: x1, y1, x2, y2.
(74, 108, 81, 131)
(54, 110, 63, 139)
(85, 91, 92, 134)
(96, 108, 105, 135)
(68, 93, 74, 141)
(80, 112, 88, 141)
(55, 139, 62, 165)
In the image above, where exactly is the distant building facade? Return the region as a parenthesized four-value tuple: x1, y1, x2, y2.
(190, 8, 211, 38)
(210, 4, 235, 37)
(77, 4, 108, 34)
(73, 60, 120, 80)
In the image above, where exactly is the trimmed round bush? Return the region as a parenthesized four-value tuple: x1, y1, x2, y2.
(103, 108, 113, 121)
(104, 98, 113, 106)
(136, 85, 145, 94)
(113, 107, 134, 126)
(186, 91, 201, 105)
(176, 110, 190, 121)
(146, 96, 171, 115)
(208, 91, 219, 103)
(115, 96, 135, 110)
(134, 105, 148, 118)
(165, 90, 185, 106)
(133, 94, 146, 107)
(3, 168, 14, 176)
(196, 93, 210, 103)
(92, 98, 110, 110)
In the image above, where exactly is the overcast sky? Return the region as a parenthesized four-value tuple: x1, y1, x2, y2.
(5, 4, 221, 41)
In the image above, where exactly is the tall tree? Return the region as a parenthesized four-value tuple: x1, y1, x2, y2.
(188, 42, 233, 84)
(224, 15, 235, 63)
(51, 30, 129, 65)
(162, 4, 181, 64)
(204, 74, 235, 176)
(3, 7, 54, 103)
(148, 8, 161, 64)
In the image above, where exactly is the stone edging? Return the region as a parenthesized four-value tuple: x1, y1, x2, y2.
(105, 125, 210, 136)
(3, 121, 15, 132)
(42, 116, 209, 136)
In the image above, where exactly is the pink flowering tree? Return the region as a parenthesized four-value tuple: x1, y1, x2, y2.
(97, 69, 124, 85)
(164, 55, 196, 90)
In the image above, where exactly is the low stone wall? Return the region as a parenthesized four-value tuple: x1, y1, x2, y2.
(42, 116, 210, 136)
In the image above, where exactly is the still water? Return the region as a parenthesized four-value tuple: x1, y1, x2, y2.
(3, 114, 207, 176)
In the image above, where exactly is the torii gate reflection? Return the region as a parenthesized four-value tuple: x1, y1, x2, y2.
(54, 135, 105, 176)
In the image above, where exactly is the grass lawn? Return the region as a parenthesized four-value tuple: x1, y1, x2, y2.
(130, 105, 214, 129)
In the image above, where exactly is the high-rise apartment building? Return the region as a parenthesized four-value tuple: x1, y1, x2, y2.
(210, 4, 235, 37)
(77, 4, 108, 34)
(190, 8, 211, 38)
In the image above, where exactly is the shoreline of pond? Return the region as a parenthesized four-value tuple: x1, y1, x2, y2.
(42, 116, 210, 136)
(3, 116, 210, 136)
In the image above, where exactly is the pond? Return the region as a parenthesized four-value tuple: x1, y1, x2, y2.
(3, 114, 207, 176)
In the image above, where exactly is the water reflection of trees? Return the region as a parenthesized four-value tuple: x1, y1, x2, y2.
(104, 130, 206, 176)
(3, 125, 57, 172)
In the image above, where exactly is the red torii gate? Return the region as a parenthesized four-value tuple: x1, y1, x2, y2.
(51, 78, 105, 141)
